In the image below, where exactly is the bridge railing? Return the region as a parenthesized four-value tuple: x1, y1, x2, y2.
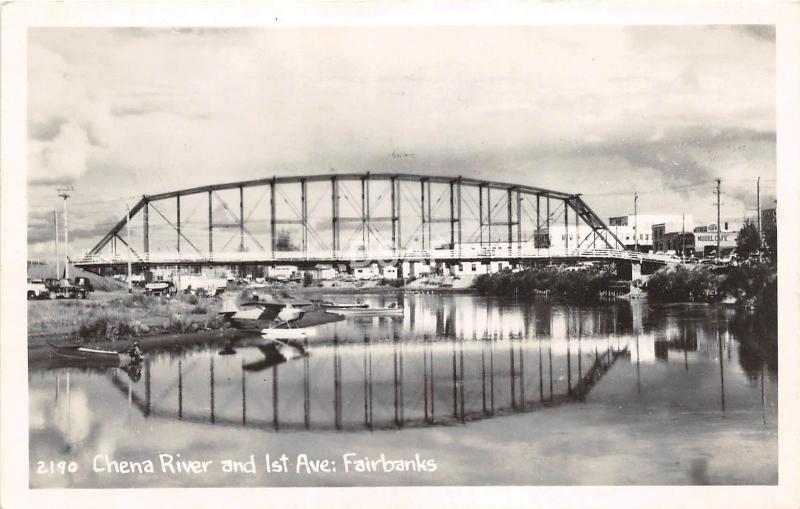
(73, 246, 676, 266)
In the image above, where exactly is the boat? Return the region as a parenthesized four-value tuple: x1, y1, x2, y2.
(312, 298, 369, 310)
(330, 302, 404, 317)
(47, 341, 140, 366)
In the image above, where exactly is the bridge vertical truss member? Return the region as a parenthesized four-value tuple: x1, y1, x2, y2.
(79, 173, 627, 268)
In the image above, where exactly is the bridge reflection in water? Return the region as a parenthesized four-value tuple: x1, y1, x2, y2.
(46, 297, 770, 436)
(107, 333, 628, 433)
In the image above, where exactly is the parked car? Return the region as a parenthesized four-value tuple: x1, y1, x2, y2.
(144, 281, 176, 297)
(27, 279, 49, 300)
(45, 278, 89, 299)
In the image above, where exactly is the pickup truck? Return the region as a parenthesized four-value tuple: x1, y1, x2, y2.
(27, 279, 50, 300)
(45, 278, 90, 299)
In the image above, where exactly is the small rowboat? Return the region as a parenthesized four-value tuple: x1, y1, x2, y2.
(331, 303, 404, 317)
(313, 299, 369, 310)
(47, 341, 138, 365)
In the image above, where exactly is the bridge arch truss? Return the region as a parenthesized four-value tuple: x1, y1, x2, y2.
(80, 173, 626, 267)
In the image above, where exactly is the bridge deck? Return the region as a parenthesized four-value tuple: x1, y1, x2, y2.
(75, 248, 676, 268)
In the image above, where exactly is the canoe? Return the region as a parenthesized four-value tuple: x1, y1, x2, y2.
(332, 305, 404, 317)
(314, 299, 369, 309)
(47, 341, 137, 365)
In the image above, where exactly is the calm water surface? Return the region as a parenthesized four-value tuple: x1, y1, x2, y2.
(29, 294, 777, 487)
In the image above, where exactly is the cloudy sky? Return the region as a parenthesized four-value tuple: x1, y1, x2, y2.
(27, 26, 775, 258)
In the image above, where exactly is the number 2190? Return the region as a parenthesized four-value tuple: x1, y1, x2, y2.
(36, 460, 78, 474)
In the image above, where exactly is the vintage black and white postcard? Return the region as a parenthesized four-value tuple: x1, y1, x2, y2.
(2, 1, 799, 508)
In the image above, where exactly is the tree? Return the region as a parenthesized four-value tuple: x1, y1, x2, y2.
(275, 229, 298, 251)
(735, 222, 761, 259)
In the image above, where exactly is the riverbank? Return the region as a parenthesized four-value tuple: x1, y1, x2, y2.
(28, 291, 225, 338)
(28, 328, 244, 367)
(645, 263, 777, 330)
(28, 279, 478, 358)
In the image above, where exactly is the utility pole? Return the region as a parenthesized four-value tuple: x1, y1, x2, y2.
(126, 203, 133, 293)
(681, 213, 685, 262)
(53, 209, 60, 278)
(715, 179, 721, 260)
(756, 176, 761, 237)
(57, 187, 73, 279)
(633, 191, 639, 252)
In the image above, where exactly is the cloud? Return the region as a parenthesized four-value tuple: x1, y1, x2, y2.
(28, 122, 95, 185)
(26, 26, 776, 255)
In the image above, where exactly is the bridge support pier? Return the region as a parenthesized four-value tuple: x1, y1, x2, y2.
(615, 259, 642, 282)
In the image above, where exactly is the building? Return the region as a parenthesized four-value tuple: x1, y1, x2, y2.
(457, 261, 488, 275)
(311, 264, 337, 280)
(400, 261, 431, 278)
(266, 265, 297, 280)
(353, 263, 380, 280)
(761, 207, 776, 230)
(380, 266, 398, 280)
(662, 232, 695, 257)
(693, 222, 739, 257)
(609, 214, 693, 252)
(652, 217, 694, 254)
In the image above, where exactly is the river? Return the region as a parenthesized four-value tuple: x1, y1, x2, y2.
(29, 293, 777, 487)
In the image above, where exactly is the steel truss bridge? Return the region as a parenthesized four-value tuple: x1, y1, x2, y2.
(76, 173, 673, 269)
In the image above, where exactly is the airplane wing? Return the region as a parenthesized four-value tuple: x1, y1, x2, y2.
(282, 309, 344, 328)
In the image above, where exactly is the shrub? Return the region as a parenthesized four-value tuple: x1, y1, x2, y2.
(473, 267, 612, 303)
(190, 304, 208, 315)
(645, 266, 718, 303)
(78, 317, 108, 338)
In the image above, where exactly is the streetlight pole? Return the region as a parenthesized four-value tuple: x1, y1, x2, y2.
(681, 213, 685, 262)
(53, 209, 60, 278)
(126, 203, 133, 293)
(715, 179, 721, 260)
(756, 176, 761, 238)
(57, 187, 73, 279)
(633, 191, 639, 252)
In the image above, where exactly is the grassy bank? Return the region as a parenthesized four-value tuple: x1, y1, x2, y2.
(472, 268, 615, 304)
(28, 291, 225, 340)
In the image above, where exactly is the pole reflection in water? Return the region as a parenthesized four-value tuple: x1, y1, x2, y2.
(178, 360, 183, 420)
(208, 357, 214, 423)
(509, 334, 516, 409)
(459, 334, 465, 423)
(480, 333, 487, 416)
(304, 338, 311, 429)
(451, 334, 458, 419)
(761, 360, 766, 426)
(145, 357, 151, 417)
(718, 328, 726, 415)
(490, 334, 495, 415)
(334, 339, 342, 430)
(538, 338, 544, 403)
(519, 334, 525, 408)
(272, 362, 278, 431)
(548, 345, 553, 402)
(241, 362, 246, 425)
